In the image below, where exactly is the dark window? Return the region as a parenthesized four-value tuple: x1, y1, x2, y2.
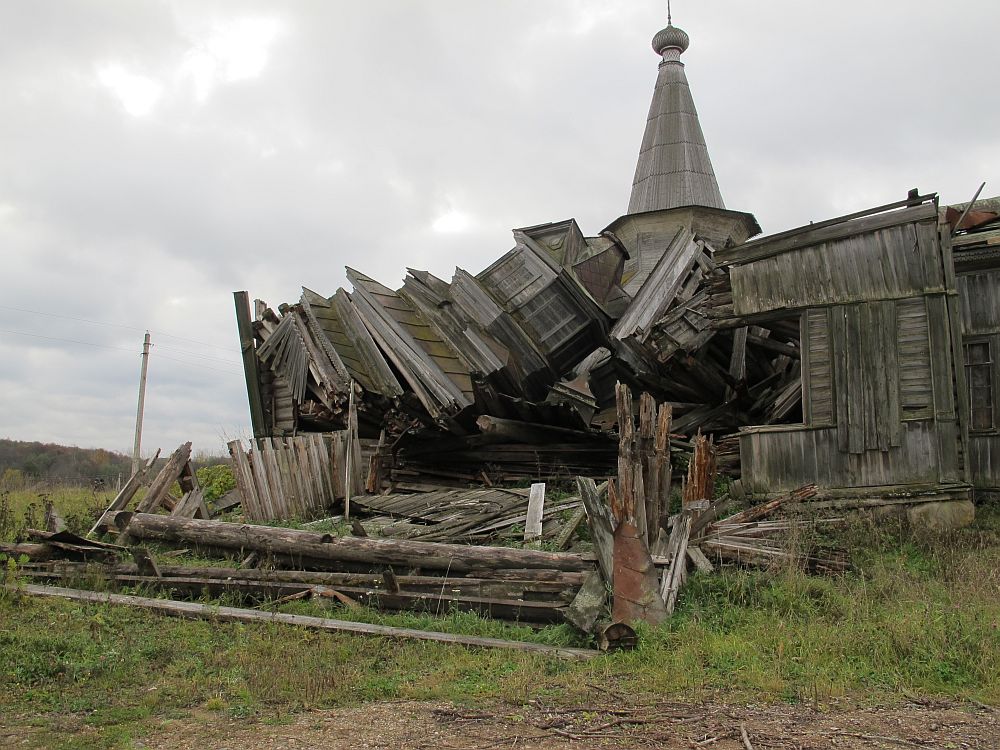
(965, 341, 994, 431)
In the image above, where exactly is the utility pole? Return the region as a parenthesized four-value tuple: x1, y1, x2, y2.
(132, 332, 151, 475)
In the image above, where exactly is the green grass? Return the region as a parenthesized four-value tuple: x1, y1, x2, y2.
(0, 487, 115, 542)
(2, 489, 999, 749)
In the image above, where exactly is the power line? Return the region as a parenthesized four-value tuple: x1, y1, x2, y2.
(155, 353, 242, 376)
(0, 328, 139, 354)
(0, 303, 237, 354)
(152, 343, 240, 366)
(0, 327, 242, 375)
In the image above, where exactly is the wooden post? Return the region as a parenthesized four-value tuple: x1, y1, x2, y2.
(131, 332, 151, 476)
(344, 382, 356, 520)
(524, 483, 545, 547)
(234, 291, 267, 439)
(609, 382, 668, 626)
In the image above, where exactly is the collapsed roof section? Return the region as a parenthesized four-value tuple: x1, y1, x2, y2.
(235, 208, 800, 487)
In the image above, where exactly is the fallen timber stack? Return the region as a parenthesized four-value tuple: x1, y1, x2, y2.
(11, 382, 849, 655)
(234, 215, 803, 491)
(109, 512, 590, 575)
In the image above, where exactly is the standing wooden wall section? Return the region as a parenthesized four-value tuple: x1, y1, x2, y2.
(228, 432, 362, 523)
(717, 196, 970, 499)
(956, 266, 1000, 490)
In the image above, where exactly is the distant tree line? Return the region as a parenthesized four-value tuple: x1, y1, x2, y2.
(0, 439, 233, 491)
(0, 439, 132, 488)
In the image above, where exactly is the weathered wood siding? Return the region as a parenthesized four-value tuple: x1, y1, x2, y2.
(801, 309, 834, 425)
(739, 421, 954, 494)
(957, 269, 1000, 489)
(957, 270, 1000, 335)
(968, 435, 1000, 489)
(896, 297, 933, 418)
(730, 214, 944, 316)
(725, 201, 967, 497)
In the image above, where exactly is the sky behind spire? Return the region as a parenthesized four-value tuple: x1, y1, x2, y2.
(1, 0, 997, 454)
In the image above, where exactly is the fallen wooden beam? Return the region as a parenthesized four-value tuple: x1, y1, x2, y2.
(13, 584, 598, 660)
(112, 512, 591, 574)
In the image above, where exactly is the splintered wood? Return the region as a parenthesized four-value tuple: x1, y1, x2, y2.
(574, 383, 846, 636)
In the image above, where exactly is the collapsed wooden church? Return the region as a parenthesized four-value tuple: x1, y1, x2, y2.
(233, 17, 997, 526)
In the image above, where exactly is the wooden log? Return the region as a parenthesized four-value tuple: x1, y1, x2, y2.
(23, 568, 567, 623)
(682, 433, 716, 512)
(524, 483, 545, 547)
(0, 542, 54, 561)
(610, 484, 667, 627)
(686, 545, 714, 574)
(25, 561, 584, 597)
(112, 513, 591, 573)
(595, 621, 638, 652)
(14, 584, 599, 660)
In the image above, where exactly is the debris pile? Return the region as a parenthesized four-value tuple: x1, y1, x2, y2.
(7, 381, 847, 655)
(235, 220, 803, 488)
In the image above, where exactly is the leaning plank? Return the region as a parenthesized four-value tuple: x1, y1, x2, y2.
(88, 450, 161, 536)
(659, 511, 692, 614)
(577, 478, 614, 584)
(134, 443, 193, 515)
(553, 507, 587, 550)
(13, 584, 598, 660)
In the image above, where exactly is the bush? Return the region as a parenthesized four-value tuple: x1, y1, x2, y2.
(196, 464, 236, 502)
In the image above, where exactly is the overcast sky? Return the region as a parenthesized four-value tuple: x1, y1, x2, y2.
(1, 0, 997, 458)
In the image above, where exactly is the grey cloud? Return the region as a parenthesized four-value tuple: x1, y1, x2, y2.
(1, 0, 997, 454)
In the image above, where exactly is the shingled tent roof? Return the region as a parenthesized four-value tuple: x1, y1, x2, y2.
(627, 20, 725, 214)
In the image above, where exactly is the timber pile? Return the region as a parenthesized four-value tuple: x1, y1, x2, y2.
(235, 221, 802, 491)
(12, 509, 598, 627)
(349, 486, 582, 543)
(6, 382, 847, 656)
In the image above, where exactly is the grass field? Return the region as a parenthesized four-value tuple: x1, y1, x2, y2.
(2, 486, 999, 749)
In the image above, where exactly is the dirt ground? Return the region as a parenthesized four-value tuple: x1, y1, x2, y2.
(125, 697, 1000, 749)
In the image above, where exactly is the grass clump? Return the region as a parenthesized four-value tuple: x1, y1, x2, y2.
(2, 494, 999, 748)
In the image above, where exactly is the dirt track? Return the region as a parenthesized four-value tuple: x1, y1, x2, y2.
(129, 698, 999, 749)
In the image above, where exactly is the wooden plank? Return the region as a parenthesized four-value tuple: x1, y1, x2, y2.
(228, 441, 263, 521)
(611, 228, 699, 342)
(234, 291, 267, 438)
(659, 511, 691, 614)
(249, 442, 277, 522)
(577, 477, 613, 584)
(128, 443, 192, 525)
(88, 450, 160, 536)
(524, 483, 546, 546)
(261, 440, 288, 519)
(15, 584, 598, 660)
(553, 507, 587, 550)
